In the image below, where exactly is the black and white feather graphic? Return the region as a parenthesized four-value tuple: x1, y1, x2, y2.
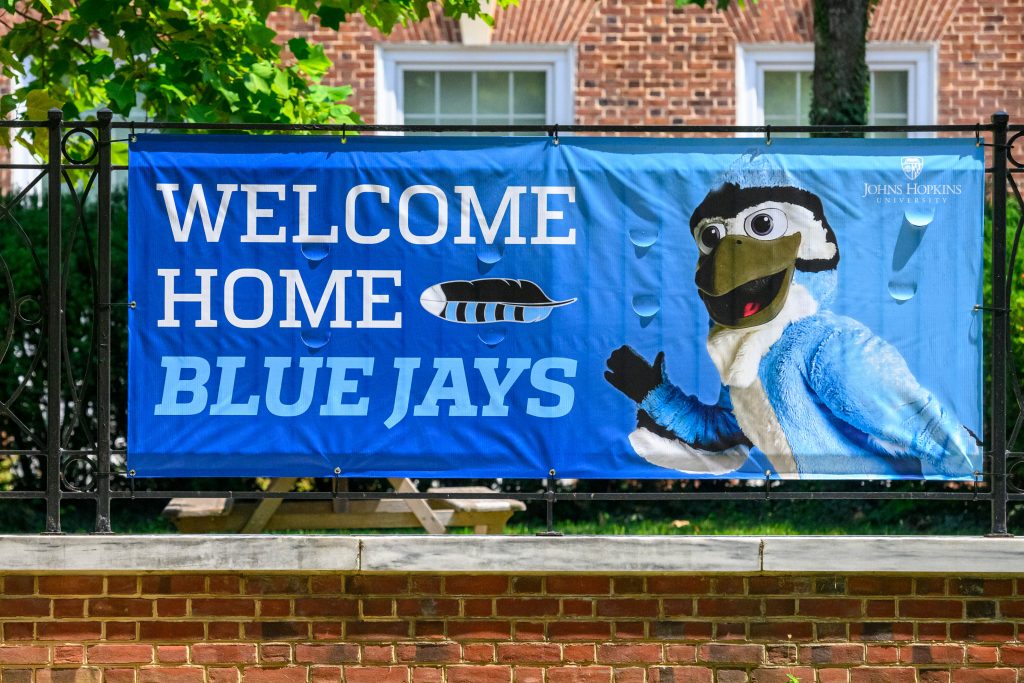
(420, 278, 576, 324)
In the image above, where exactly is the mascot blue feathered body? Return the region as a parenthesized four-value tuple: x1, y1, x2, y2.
(605, 162, 980, 479)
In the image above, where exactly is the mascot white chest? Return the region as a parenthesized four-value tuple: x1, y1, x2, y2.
(705, 283, 818, 476)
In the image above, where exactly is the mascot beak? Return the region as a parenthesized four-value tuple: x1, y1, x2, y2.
(695, 233, 802, 328)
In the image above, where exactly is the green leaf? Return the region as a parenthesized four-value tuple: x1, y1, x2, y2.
(80, 53, 115, 80)
(295, 43, 331, 80)
(172, 42, 208, 62)
(244, 72, 270, 95)
(158, 82, 188, 99)
(24, 89, 62, 120)
(253, 61, 276, 79)
(107, 35, 131, 61)
(252, 0, 278, 17)
(76, 0, 116, 23)
(215, 87, 241, 107)
(288, 37, 311, 60)
(315, 6, 347, 31)
(320, 84, 354, 100)
(0, 93, 18, 118)
(105, 77, 136, 114)
(271, 69, 291, 98)
(185, 103, 220, 123)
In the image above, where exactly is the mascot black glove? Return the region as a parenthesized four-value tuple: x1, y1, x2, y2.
(604, 346, 665, 403)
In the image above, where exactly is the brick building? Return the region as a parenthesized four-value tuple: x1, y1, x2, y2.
(269, 0, 1022, 131)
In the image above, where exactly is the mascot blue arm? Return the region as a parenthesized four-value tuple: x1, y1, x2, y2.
(603, 345, 750, 451)
(806, 321, 979, 478)
(641, 383, 748, 451)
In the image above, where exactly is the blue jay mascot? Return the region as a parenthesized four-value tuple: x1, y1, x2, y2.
(604, 164, 980, 479)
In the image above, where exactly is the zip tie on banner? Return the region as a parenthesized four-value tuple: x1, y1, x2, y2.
(341, 124, 347, 144)
(973, 470, 981, 501)
(550, 123, 559, 146)
(129, 123, 137, 144)
(976, 123, 982, 147)
(765, 124, 772, 146)
(764, 470, 772, 500)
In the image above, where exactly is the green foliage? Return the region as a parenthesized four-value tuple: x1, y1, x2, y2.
(291, 0, 517, 31)
(1002, 196, 1024, 377)
(673, 0, 753, 11)
(0, 0, 518, 158)
(984, 186, 1024, 460)
(0, 187, 129, 469)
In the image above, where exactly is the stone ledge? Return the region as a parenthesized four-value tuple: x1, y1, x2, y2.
(0, 535, 361, 572)
(760, 536, 1024, 574)
(0, 534, 1020, 573)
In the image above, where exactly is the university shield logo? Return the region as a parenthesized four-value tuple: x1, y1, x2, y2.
(901, 156, 924, 180)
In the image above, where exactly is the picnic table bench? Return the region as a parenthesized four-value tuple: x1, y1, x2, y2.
(162, 478, 526, 534)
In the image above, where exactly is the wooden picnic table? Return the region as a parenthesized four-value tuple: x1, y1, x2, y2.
(162, 478, 526, 534)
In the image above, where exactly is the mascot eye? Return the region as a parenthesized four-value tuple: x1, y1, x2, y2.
(696, 223, 724, 254)
(744, 208, 788, 240)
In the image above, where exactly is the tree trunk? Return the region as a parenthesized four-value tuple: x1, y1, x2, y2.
(810, 0, 871, 128)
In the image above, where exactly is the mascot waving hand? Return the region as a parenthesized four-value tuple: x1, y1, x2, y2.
(605, 166, 980, 480)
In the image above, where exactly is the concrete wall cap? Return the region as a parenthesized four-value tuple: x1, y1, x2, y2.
(0, 534, 1021, 573)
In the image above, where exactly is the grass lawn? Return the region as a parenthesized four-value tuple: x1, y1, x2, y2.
(0, 495, 1001, 535)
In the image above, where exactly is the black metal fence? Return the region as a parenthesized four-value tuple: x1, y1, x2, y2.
(1, 109, 1022, 535)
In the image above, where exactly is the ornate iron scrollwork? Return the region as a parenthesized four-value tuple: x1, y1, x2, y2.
(60, 452, 97, 493)
(1007, 129, 1024, 169)
(1007, 454, 1024, 494)
(60, 128, 99, 166)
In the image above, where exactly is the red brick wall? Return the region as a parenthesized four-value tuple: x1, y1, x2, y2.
(1, 572, 1022, 681)
(270, 0, 1024, 126)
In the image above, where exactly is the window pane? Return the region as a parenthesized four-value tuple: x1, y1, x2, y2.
(764, 71, 798, 121)
(436, 115, 474, 125)
(874, 115, 909, 123)
(477, 71, 510, 116)
(873, 71, 908, 115)
(400, 68, 549, 129)
(404, 71, 436, 116)
(867, 114, 908, 139)
(511, 114, 546, 126)
(513, 71, 546, 116)
(798, 71, 813, 125)
(439, 72, 473, 115)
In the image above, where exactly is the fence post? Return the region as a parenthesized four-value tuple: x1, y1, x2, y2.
(44, 108, 63, 534)
(94, 109, 114, 534)
(990, 111, 1010, 537)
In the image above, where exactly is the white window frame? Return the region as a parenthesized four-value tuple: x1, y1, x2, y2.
(736, 43, 937, 135)
(375, 45, 575, 126)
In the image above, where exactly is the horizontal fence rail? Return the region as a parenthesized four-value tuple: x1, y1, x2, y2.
(0, 110, 1020, 535)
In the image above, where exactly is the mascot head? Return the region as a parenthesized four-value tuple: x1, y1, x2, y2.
(689, 158, 840, 329)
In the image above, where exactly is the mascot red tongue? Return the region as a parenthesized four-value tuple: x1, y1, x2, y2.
(742, 301, 762, 317)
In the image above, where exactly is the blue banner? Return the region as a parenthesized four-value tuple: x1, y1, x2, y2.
(128, 135, 984, 480)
